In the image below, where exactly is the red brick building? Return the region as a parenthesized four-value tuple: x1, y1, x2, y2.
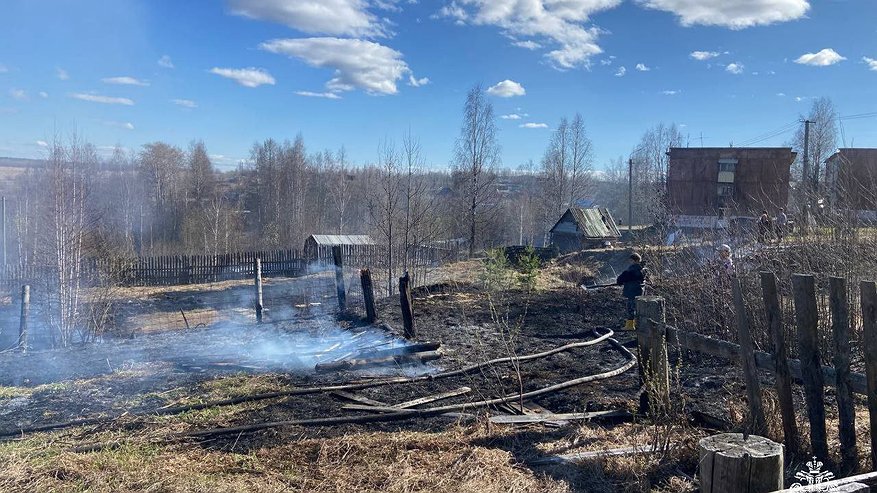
(667, 147, 795, 224)
(826, 148, 877, 220)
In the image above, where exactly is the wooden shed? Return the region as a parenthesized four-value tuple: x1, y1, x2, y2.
(303, 234, 376, 262)
(549, 207, 621, 253)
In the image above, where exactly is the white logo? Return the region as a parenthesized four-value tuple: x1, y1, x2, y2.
(790, 457, 837, 491)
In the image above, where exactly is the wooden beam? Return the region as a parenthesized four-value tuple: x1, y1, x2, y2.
(861, 280, 877, 471)
(760, 272, 798, 455)
(732, 278, 766, 436)
(830, 276, 858, 475)
(394, 387, 471, 409)
(489, 410, 630, 424)
(792, 274, 828, 460)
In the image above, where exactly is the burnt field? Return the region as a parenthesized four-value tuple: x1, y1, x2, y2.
(0, 251, 867, 492)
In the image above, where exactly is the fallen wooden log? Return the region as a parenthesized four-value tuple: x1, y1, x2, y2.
(395, 387, 471, 409)
(314, 350, 442, 373)
(352, 342, 441, 360)
(489, 410, 630, 425)
(329, 391, 388, 407)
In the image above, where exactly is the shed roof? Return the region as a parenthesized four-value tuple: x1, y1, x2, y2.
(550, 207, 621, 239)
(307, 234, 375, 246)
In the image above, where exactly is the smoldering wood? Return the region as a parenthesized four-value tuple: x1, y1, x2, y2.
(732, 278, 766, 436)
(314, 350, 442, 373)
(760, 272, 798, 455)
(791, 274, 828, 460)
(350, 342, 441, 360)
(399, 271, 415, 339)
(361, 268, 377, 323)
(332, 245, 346, 311)
(830, 276, 857, 474)
(861, 280, 877, 471)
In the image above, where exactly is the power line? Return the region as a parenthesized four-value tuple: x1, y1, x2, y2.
(737, 121, 800, 147)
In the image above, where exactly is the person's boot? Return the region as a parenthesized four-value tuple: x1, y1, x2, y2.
(624, 319, 636, 331)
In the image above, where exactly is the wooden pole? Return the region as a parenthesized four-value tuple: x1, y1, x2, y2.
(332, 245, 346, 312)
(254, 258, 263, 323)
(636, 296, 669, 414)
(760, 272, 798, 454)
(791, 274, 828, 460)
(399, 271, 415, 339)
(360, 268, 377, 323)
(732, 278, 767, 436)
(861, 280, 877, 471)
(829, 276, 857, 474)
(18, 284, 30, 352)
(698, 433, 783, 493)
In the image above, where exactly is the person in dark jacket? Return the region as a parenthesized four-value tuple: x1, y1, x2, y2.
(616, 253, 647, 330)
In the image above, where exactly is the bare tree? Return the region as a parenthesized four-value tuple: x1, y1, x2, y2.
(630, 122, 683, 223)
(368, 140, 403, 295)
(791, 97, 838, 199)
(540, 113, 594, 233)
(401, 130, 441, 272)
(453, 85, 500, 257)
(329, 147, 354, 234)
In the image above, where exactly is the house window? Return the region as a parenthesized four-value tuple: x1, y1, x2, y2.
(719, 162, 736, 172)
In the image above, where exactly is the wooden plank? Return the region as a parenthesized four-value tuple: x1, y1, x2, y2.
(330, 391, 388, 408)
(830, 276, 857, 474)
(760, 272, 798, 454)
(637, 296, 668, 414)
(332, 245, 346, 311)
(791, 273, 828, 460)
(489, 410, 630, 424)
(361, 268, 377, 323)
(529, 442, 675, 465)
(732, 277, 766, 435)
(399, 271, 415, 339)
(394, 387, 471, 409)
(861, 280, 877, 471)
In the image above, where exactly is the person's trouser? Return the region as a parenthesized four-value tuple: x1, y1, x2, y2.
(626, 298, 637, 320)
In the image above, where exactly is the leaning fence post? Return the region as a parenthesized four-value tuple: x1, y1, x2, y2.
(732, 277, 767, 436)
(829, 276, 857, 474)
(18, 284, 30, 352)
(860, 280, 877, 470)
(254, 258, 263, 323)
(791, 273, 828, 460)
(760, 272, 798, 454)
(361, 268, 377, 324)
(636, 296, 669, 415)
(332, 245, 346, 312)
(399, 271, 415, 339)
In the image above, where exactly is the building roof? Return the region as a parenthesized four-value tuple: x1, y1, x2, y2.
(307, 234, 375, 246)
(550, 207, 621, 239)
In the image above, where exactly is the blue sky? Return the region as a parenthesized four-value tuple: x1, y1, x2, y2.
(1, 0, 876, 170)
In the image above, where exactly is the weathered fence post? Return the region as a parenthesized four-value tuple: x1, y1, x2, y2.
(254, 258, 263, 323)
(636, 296, 669, 414)
(732, 277, 767, 436)
(698, 433, 783, 493)
(399, 271, 415, 339)
(760, 272, 798, 454)
(829, 276, 857, 474)
(791, 274, 828, 460)
(361, 268, 377, 324)
(332, 245, 346, 312)
(861, 280, 877, 470)
(18, 284, 30, 352)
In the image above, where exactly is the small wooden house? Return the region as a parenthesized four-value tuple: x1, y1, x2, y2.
(303, 234, 376, 262)
(549, 207, 621, 253)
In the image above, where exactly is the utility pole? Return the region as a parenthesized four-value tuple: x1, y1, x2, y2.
(628, 158, 633, 236)
(802, 120, 813, 229)
(1, 196, 6, 273)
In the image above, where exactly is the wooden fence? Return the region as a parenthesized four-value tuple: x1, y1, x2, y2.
(638, 272, 877, 476)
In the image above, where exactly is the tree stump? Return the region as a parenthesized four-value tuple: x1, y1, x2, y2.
(698, 433, 783, 493)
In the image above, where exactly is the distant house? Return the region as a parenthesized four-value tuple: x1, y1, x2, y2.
(825, 148, 877, 221)
(549, 207, 621, 253)
(667, 147, 795, 228)
(303, 234, 376, 261)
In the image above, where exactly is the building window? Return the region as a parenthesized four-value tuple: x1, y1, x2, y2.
(719, 162, 736, 172)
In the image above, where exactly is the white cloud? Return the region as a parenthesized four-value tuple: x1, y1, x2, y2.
(520, 122, 548, 129)
(599, 58, 612, 66)
(690, 50, 720, 60)
(9, 89, 28, 101)
(513, 40, 542, 50)
(36, 140, 48, 148)
(172, 99, 198, 108)
(102, 76, 150, 86)
(777, 92, 786, 97)
(437, 0, 622, 69)
(407, 74, 430, 87)
(210, 67, 276, 87)
(864, 57, 877, 71)
(725, 62, 744, 74)
(71, 93, 135, 105)
(295, 90, 343, 99)
(261, 38, 415, 95)
(662, 90, 680, 95)
(39, 91, 48, 98)
(56, 68, 69, 80)
(486, 79, 525, 97)
(0, 64, 8, 73)
(501, 113, 524, 120)
(158, 55, 175, 69)
(635, 63, 650, 71)
(615, 66, 627, 77)
(637, 0, 809, 29)
(228, 0, 389, 37)
(794, 48, 846, 66)
(105, 121, 135, 130)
